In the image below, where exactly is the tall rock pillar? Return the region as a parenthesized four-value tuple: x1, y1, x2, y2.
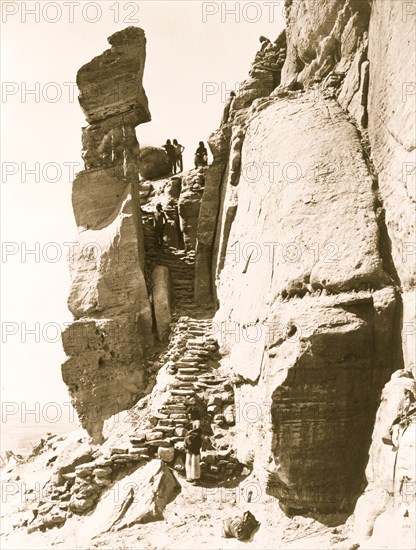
(61, 27, 153, 442)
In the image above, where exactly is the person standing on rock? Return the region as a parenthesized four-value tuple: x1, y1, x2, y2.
(153, 203, 167, 247)
(162, 139, 177, 175)
(172, 139, 185, 173)
(194, 141, 208, 168)
(221, 91, 236, 126)
(259, 35, 272, 51)
(184, 425, 202, 484)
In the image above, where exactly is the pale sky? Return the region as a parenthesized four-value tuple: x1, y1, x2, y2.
(1, 0, 285, 438)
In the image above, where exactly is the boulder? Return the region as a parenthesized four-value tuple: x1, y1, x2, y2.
(139, 146, 171, 180)
(157, 446, 175, 463)
(85, 460, 180, 534)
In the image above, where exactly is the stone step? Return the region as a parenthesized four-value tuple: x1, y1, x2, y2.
(146, 439, 172, 447)
(170, 389, 195, 397)
(129, 445, 149, 453)
(177, 368, 202, 374)
(186, 349, 211, 357)
(161, 406, 188, 414)
(198, 378, 225, 385)
(195, 382, 223, 389)
(181, 355, 205, 362)
(130, 437, 147, 445)
(168, 385, 195, 392)
(186, 345, 212, 352)
(163, 399, 187, 407)
(175, 360, 202, 367)
(146, 431, 164, 441)
(169, 414, 189, 421)
(157, 426, 176, 434)
(157, 418, 175, 432)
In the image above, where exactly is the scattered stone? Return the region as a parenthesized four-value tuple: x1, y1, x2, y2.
(93, 467, 112, 478)
(147, 439, 172, 447)
(70, 497, 94, 513)
(146, 431, 164, 441)
(110, 447, 129, 455)
(158, 446, 175, 463)
(95, 477, 111, 487)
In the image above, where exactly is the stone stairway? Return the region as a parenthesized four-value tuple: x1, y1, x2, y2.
(136, 208, 242, 483)
(128, 316, 242, 484)
(37, 317, 240, 526)
(142, 211, 197, 313)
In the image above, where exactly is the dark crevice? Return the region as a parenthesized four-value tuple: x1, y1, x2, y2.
(210, 157, 232, 308)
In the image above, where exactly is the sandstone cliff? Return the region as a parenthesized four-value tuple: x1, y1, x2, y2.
(3, 6, 414, 549)
(193, 0, 415, 545)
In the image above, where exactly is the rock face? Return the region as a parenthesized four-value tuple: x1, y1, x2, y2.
(211, 93, 397, 510)
(152, 265, 171, 342)
(352, 370, 416, 548)
(367, 0, 416, 375)
(55, 11, 415, 547)
(62, 27, 153, 442)
(178, 169, 206, 251)
(194, 34, 287, 304)
(194, 0, 415, 537)
(77, 27, 150, 125)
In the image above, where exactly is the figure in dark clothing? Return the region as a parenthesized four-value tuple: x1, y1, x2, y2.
(153, 203, 167, 247)
(172, 139, 185, 172)
(184, 426, 202, 483)
(259, 35, 272, 51)
(162, 139, 177, 175)
(194, 141, 208, 168)
(221, 91, 236, 126)
(189, 406, 201, 429)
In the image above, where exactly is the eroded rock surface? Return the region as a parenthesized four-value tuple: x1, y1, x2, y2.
(49, 7, 415, 547)
(194, 0, 415, 535)
(62, 27, 153, 442)
(77, 26, 150, 125)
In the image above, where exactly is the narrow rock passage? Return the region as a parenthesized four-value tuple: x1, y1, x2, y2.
(142, 211, 197, 313)
(131, 194, 244, 485)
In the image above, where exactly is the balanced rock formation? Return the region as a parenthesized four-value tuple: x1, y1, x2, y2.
(62, 27, 153, 442)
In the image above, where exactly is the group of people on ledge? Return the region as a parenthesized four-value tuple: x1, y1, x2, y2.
(162, 139, 208, 175)
(162, 139, 184, 175)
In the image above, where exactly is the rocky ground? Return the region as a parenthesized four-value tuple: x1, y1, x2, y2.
(3, 2, 415, 547)
(1, 437, 354, 550)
